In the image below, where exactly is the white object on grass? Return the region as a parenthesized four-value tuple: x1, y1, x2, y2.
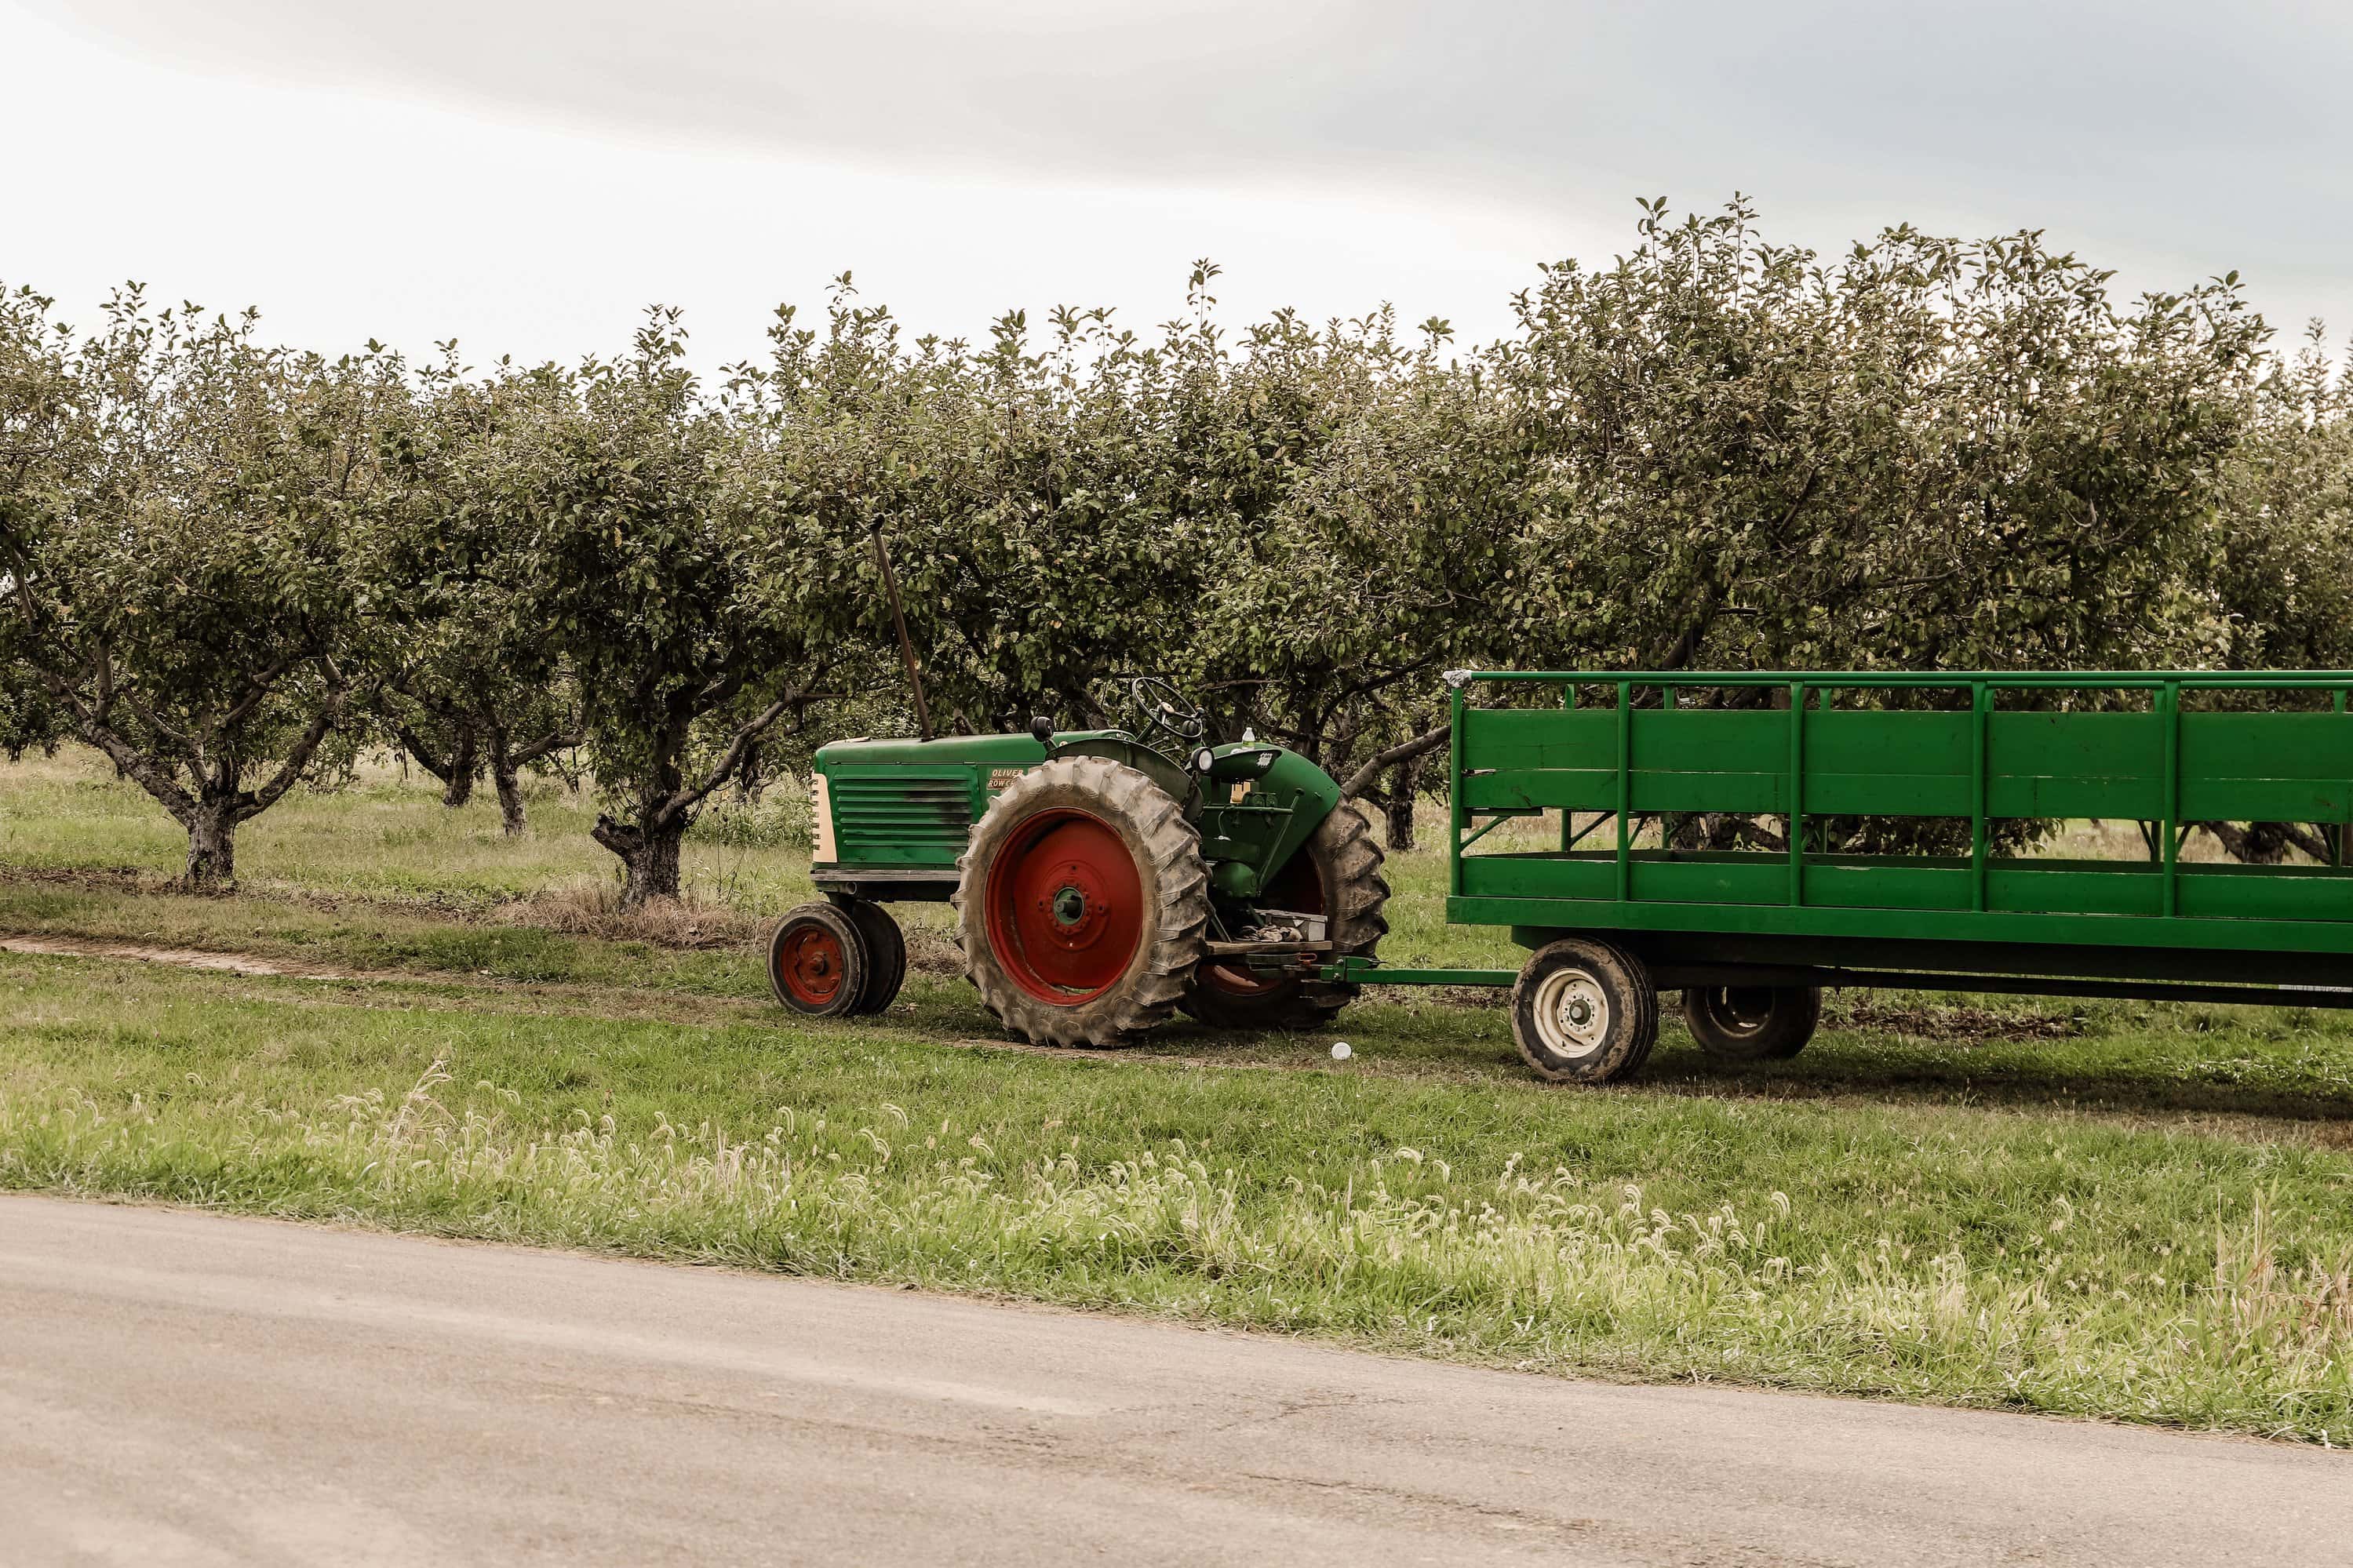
(1330, 1042, 1352, 1060)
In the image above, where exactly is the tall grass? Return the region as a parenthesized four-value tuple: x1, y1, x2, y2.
(9, 1059, 2351, 1442)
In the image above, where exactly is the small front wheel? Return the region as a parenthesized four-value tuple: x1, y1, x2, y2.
(768, 903, 869, 1017)
(1510, 939, 1658, 1084)
(838, 898, 908, 1015)
(1682, 984, 1820, 1064)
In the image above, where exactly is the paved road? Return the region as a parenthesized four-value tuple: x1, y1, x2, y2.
(2, 1195, 2347, 1566)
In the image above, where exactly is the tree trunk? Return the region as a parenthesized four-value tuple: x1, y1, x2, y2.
(1385, 758, 1419, 851)
(184, 802, 239, 889)
(625, 827, 683, 905)
(2202, 820, 2331, 865)
(395, 719, 478, 808)
(440, 721, 479, 809)
(592, 813, 686, 907)
(487, 725, 527, 837)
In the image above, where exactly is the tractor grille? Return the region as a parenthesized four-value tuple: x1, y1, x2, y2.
(829, 774, 974, 868)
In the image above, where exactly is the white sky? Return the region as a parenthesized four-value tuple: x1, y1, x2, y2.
(5, 1, 2350, 369)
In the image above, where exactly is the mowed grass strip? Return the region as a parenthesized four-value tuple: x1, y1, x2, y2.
(8, 875, 2353, 1129)
(5, 950, 2353, 1442)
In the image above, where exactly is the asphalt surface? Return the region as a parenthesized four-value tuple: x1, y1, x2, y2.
(2, 1195, 2347, 1566)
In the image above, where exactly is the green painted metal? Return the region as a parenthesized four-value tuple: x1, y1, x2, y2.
(816, 733, 1047, 870)
(812, 728, 1346, 903)
(1442, 671, 2353, 983)
(1193, 743, 1340, 900)
(822, 768, 982, 868)
(1324, 957, 1517, 988)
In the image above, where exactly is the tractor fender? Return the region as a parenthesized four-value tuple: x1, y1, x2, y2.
(1193, 743, 1342, 899)
(1046, 736, 1201, 817)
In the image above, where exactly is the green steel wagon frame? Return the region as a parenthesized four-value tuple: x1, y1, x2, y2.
(1321, 670, 2353, 1082)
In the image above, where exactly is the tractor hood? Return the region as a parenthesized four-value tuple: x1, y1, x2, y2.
(810, 729, 1344, 900)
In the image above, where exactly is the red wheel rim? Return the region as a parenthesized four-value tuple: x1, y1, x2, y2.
(984, 809, 1145, 1005)
(776, 922, 848, 1007)
(1200, 847, 1325, 997)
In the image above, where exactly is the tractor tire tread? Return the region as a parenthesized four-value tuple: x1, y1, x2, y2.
(953, 755, 1210, 1049)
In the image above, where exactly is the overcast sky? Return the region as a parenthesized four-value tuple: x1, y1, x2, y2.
(6, 1, 2351, 369)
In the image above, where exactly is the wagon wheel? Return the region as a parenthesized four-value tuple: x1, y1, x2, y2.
(952, 755, 1209, 1048)
(768, 902, 869, 1018)
(1510, 937, 1659, 1084)
(1683, 984, 1820, 1063)
(1182, 802, 1390, 1030)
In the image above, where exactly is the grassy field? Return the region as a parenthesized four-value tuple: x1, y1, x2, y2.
(5, 747, 2353, 1442)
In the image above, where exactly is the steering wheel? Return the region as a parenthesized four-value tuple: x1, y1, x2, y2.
(1127, 676, 1206, 745)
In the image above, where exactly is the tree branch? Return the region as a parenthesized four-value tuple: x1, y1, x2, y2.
(37, 667, 200, 825)
(244, 691, 352, 818)
(504, 726, 587, 769)
(214, 653, 300, 732)
(655, 689, 809, 829)
(1339, 722, 1452, 799)
(393, 722, 458, 786)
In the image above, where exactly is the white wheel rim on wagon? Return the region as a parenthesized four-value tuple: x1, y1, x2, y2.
(1532, 967, 1610, 1058)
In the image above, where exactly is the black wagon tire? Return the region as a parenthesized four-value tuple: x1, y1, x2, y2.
(835, 897, 908, 1015)
(768, 902, 870, 1018)
(1682, 984, 1821, 1063)
(1182, 801, 1390, 1031)
(952, 755, 1211, 1049)
(1510, 938, 1659, 1084)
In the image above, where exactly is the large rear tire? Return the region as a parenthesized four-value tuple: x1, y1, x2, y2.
(1682, 984, 1820, 1063)
(953, 755, 1210, 1048)
(1182, 802, 1390, 1030)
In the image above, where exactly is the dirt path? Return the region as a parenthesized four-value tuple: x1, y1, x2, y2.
(0, 933, 376, 981)
(0, 932, 1284, 1068)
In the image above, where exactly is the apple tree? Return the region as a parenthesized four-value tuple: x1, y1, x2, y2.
(0, 288, 405, 885)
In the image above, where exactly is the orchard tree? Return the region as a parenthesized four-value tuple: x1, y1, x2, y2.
(384, 671, 581, 833)
(376, 359, 583, 835)
(2197, 322, 2353, 862)
(2212, 322, 2353, 672)
(1481, 200, 2264, 853)
(0, 285, 77, 758)
(730, 266, 1513, 805)
(1193, 304, 1523, 812)
(500, 311, 836, 904)
(727, 277, 1212, 737)
(1495, 200, 2262, 680)
(0, 289, 405, 885)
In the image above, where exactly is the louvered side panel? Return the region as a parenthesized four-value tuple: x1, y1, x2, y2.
(828, 773, 975, 868)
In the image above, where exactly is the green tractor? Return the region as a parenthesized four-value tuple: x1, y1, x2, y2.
(767, 677, 1390, 1046)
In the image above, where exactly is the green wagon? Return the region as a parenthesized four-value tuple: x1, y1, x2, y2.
(1380, 668, 2353, 1080)
(772, 670, 2353, 1085)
